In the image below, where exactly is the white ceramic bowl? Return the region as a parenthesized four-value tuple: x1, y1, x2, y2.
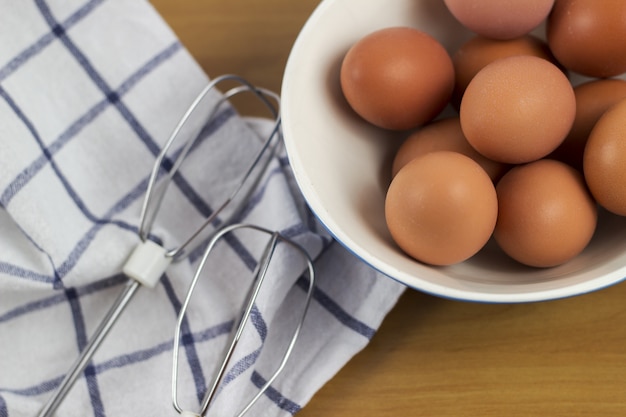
(281, 0, 626, 302)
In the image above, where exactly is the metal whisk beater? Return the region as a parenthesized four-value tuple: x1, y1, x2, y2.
(37, 74, 288, 417)
(171, 223, 316, 417)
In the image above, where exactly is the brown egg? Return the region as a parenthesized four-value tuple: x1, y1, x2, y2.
(452, 34, 556, 105)
(340, 27, 454, 130)
(443, 0, 555, 40)
(583, 98, 626, 216)
(550, 79, 626, 171)
(385, 151, 498, 266)
(547, 0, 626, 77)
(391, 117, 508, 181)
(460, 55, 575, 164)
(495, 159, 597, 268)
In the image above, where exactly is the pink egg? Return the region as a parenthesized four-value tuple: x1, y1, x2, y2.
(443, 0, 555, 40)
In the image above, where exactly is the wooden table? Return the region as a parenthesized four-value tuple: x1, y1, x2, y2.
(152, 1, 626, 415)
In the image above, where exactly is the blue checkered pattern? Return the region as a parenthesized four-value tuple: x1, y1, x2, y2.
(0, 1, 405, 416)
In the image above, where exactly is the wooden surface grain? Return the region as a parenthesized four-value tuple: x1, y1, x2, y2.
(151, 1, 626, 416)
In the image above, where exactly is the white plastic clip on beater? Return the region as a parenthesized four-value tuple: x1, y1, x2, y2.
(37, 74, 283, 417)
(171, 223, 316, 417)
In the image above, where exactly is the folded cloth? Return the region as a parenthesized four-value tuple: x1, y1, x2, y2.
(0, 1, 406, 416)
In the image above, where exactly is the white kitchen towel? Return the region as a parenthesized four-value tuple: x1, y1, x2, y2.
(0, 1, 406, 417)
